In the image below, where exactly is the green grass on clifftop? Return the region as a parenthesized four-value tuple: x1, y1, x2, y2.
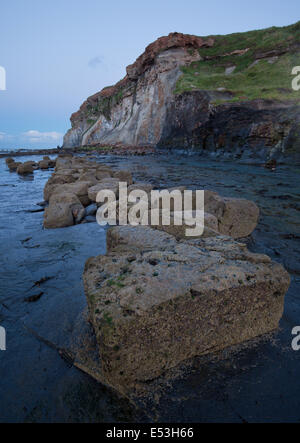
(175, 21, 300, 103)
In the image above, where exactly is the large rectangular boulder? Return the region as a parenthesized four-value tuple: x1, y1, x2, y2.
(83, 226, 290, 394)
(44, 192, 84, 229)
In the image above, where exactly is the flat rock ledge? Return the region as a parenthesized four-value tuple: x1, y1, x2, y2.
(80, 225, 290, 397)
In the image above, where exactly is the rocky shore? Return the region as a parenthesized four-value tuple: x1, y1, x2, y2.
(5, 152, 290, 399)
(82, 225, 289, 396)
(0, 148, 60, 158)
(73, 145, 156, 156)
(33, 154, 260, 235)
(2, 151, 299, 419)
(5, 156, 56, 174)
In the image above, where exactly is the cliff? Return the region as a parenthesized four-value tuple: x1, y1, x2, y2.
(63, 23, 300, 160)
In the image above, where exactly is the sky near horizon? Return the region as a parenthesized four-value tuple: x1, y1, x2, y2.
(0, 0, 299, 149)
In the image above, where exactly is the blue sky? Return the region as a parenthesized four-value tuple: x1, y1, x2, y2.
(0, 0, 299, 149)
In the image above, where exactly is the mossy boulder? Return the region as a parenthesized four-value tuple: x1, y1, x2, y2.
(83, 226, 290, 394)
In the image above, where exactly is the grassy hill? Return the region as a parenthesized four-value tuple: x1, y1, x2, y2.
(175, 21, 300, 103)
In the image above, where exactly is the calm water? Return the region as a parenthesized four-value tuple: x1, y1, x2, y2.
(0, 152, 299, 422)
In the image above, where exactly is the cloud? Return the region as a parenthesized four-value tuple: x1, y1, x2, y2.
(23, 130, 63, 143)
(0, 132, 5, 140)
(88, 55, 105, 69)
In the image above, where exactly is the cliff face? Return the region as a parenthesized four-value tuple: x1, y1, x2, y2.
(160, 93, 300, 160)
(63, 24, 300, 159)
(63, 33, 213, 148)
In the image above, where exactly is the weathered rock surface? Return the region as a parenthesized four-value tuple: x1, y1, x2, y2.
(127, 188, 259, 239)
(113, 170, 133, 185)
(17, 161, 34, 175)
(46, 181, 92, 206)
(159, 92, 300, 160)
(63, 33, 213, 149)
(41, 154, 259, 243)
(218, 197, 260, 238)
(128, 182, 154, 194)
(153, 210, 219, 239)
(82, 225, 290, 394)
(7, 156, 56, 175)
(44, 173, 77, 201)
(44, 192, 84, 229)
(38, 160, 50, 169)
(42, 155, 139, 226)
(96, 170, 113, 181)
(38, 158, 55, 169)
(7, 160, 21, 171)
(204, 191, 260, 238)
(5, 157, 15, 166)
(88, 182, 119, 202)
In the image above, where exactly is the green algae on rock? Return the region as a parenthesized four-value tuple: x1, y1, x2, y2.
(82, 225, 290, 395)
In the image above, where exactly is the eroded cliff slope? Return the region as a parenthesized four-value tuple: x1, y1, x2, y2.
(63, 23, 300, 159)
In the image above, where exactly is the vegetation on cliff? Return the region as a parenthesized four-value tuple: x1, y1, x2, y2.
(175, 21, 300, 103)
(64, 22, 300, 151)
